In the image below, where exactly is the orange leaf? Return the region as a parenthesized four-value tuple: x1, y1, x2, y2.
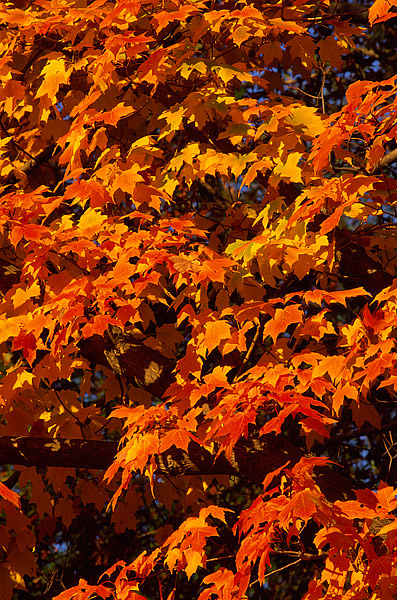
(36, 57, 69, 100)
(83, 315, 120, 337)
(290, 490, 319, 523)
(203, 320, 232, 354)
(159, 429, 197, 453)
(0, 481, 20, 508)
(262, 305, 302, 344)
(368, 0, 397, 24)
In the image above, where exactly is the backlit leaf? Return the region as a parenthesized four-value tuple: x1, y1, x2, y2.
(263, 305, 302, 343)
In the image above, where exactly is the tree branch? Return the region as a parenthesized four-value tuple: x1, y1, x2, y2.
(0, 436, 118, 470)
(371, 148, 397, 173)
(78, 328, 175, 397)
(0, 435, 355, 501)
(1, 143, 58, 186)
(328, 420, 397, 445)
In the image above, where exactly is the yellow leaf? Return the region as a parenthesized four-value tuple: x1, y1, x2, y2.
(286, 106, 325, 137)
(158, 106, 187, 139)
(241, 158, 272, 189)
(368, 0, 396, 24)
(12, 282, 41, 309)
(78, 207, 107, 236)
(269, 18, 305, 33)
(179, 59, 209, 79)
(36, 57, 69, 100)
(214, 65, 253, 85)
(273, 152, 303, 183)
(0, 317, 20, 343)
(231, 25, 251, 46)
(13, 371, 35, 389)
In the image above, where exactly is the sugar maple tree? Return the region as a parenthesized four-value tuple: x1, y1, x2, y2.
(0, 0, 397, 598)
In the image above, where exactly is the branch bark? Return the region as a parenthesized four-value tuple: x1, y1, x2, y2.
(371, 148, 397, 173)
(1, 143, 58, 186)
(0, 435, 354, 501)
(78, 327, 175, 397)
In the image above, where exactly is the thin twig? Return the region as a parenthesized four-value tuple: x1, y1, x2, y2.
(234, 319, 263, 381)
(249, 557, 303, 588)
(51, 387, 87, 440)
(328, 420, 397, 445)
(0, 115, 37, 163)
(318, 67, 327, 114)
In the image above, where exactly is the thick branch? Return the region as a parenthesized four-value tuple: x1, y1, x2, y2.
(78, 328, 175, 397)
(0, 258, 20, 294)
(0, 435, 354, 501)
(328, 420, 397, 444)
(2, 143, 58, 186)
(371, 148, 397, 173)
(0, 436, 118, 470)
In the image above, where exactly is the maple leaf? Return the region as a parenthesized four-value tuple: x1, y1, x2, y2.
(112, 165, 144, 195)
(269, 17, 305, 33)
(11, 282, 41, 310)
(202, 320, 232, 354)
(53, 580, 113, 600)
(198, 258, 236, 283)
(9, 222, 47, 248)
(159, 428, 199, 453)
(262, 305, 302, 344)
(12, 330, 37, 364)
(184, 547, 204, 579)
(101, 103, 135, 127)
(368, 0, 397, 24)
(376, 483, 397, 513)
(153, 5, 200, 33)
(1, 1, 397, 599)
(36, 57, 69, 101)
(0, 481, 21, 508)
(273, 152, 303, 183)
(213, 64, 253, 85)
(65, 179, 112, 209)
(289, 489, 320, 524)
(82, 315, 120, 337)
(109, 252, 137, 287)
(286, 106, 325, 137)
(78, 207, 107, 237)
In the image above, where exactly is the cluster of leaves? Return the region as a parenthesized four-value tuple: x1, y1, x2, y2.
(0, 0, 396, 598)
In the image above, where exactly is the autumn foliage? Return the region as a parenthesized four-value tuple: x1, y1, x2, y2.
(0, 0, 397, 598)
